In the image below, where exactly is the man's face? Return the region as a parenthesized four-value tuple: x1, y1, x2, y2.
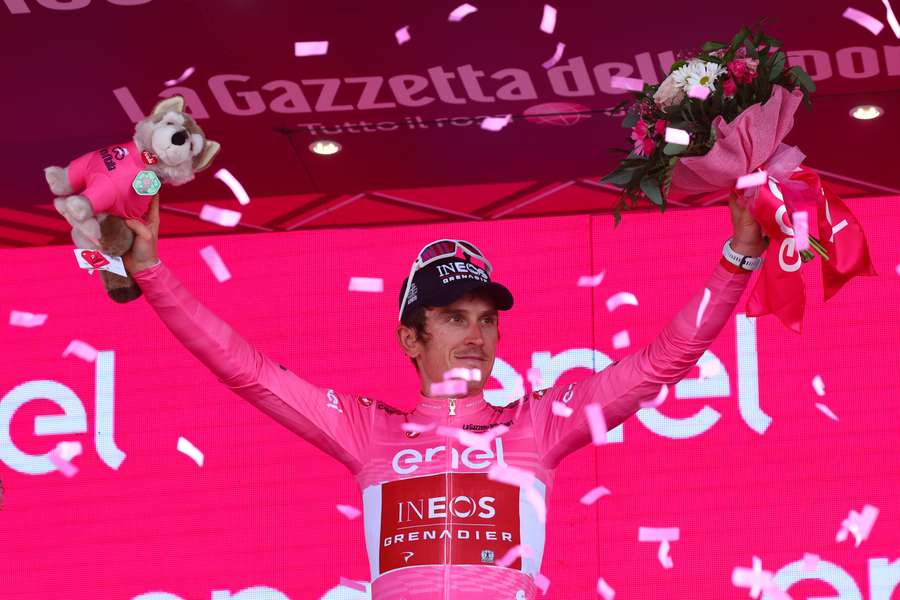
(403, 293, 500, 393)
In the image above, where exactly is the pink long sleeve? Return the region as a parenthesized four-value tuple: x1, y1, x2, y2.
(532, 262, 751, 467)
(132, 261, 373, 473)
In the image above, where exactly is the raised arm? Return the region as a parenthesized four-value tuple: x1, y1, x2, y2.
(123, 198, 372, 473)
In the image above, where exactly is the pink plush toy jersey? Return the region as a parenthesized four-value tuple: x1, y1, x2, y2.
(133, 260, 750, 599)
(66, 140, 156, 220)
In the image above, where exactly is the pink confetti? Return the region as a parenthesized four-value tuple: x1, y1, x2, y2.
(525, 485, 546, 523)
(199, 245, 232, 283)
(577, 271, 605, 287)
(597, 578, 616, 600)
(551, 401, 573, 417)
(843, 7, 885, 35)
(584, 403, 607, 444)
(430, 379, 467, 396)
(801, 553, 821, 572)
(9, 310, 48, 328)
(540, 4, 557, 34)
(895, 263, 900, 276)
(837, 504, 879, 546)
(336, 504, 362, 520)
(605, 291, 639, 312)
(688, 84, 711, 100)
(793, 211, 809, 251)
(48, 450, 78, 477)
(736, 171, 769, 190)
(812, 374, 825, 396)
(294, 40, 329, 57)
(884, 0, 900, 37)
(732, 556, 773, 599)
(164, 66, 195, 87)
(348, 277, 384, 293)
(815, 403, 839, 421)
(639, 527, 680, 542)
(481, 114, 512, 132)
(395, 25, 411, 45)
(339, 577, 367, 592)
(444, 367, 480, 381)
(177, 436, 204, 467)
(496, 544, 534, 567)
(658, 539, 674, 569)
(665, 127, 691, 146)
(526, 367, 542, 390)
(488, 464, 536, 488)
(62, 339, 98, 362)
(612, 330, 631, 349)
(541, 42, 566, 69)
(199, 204, 242, 227)
(640, 385, 669, 409)
(534, 572, 551, 595)
(610, 76, 645, 92)
(448, 3, 478, 21)
(696, 288, 712, 327)
(55, 441, 83, 462)
(213, 168, 250, 205)
(579, 486, 612, 505)
(401, 421, 436, 433)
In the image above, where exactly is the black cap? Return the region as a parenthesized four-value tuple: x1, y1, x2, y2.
(399, 254, 514, 320)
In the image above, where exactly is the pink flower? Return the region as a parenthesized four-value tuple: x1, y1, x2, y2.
(654, 119, 667, 136)
(634, 137, 656, 156)
(722, 77, 737, 97)
(727, 58, 759, 84)
(630, 119, 657, 156)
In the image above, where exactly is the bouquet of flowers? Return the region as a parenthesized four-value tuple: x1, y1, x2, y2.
(602, 24, 875, 333)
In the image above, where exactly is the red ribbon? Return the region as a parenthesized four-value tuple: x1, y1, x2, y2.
(743, 168, 876, 333)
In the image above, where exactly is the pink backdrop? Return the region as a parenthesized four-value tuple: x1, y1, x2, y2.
(1, 200, 898, 599)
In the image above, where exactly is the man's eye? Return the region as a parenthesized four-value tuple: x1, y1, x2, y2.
(449, 315, 463, 323)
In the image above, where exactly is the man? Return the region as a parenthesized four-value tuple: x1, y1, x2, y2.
(123, 196, 765, 599)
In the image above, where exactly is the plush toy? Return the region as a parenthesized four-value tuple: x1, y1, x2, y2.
(45, 95, 220, 303)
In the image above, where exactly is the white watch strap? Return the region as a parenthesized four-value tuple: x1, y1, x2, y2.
(722, 239, 764, 271)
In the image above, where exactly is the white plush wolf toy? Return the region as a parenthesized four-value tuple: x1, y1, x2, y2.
(45, 95, 220, 303)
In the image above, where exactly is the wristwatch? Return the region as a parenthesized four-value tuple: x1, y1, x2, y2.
(722, 238, 764, 271)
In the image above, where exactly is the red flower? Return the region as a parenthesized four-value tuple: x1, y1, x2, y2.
(630, 119, 657, 156)
(727, 58, 759, 84)
(722, 77, 737, 97)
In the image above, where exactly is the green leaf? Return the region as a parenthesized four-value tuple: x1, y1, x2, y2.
(600, 167, 638, 187)
(640, 178, 664, 206)
(743, 37, 759, 59)
(668, 59, 688, 74)
(730, 26, 752, 50)
(663, 143, 688, 155)
(788, 66, 816, 94)
(702, 41, 727, 52)
(768, 51, 786, 81)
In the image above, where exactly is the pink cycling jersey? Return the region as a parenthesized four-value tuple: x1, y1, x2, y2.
(133, 260, 750, 599)
(66, 140, 154, 220)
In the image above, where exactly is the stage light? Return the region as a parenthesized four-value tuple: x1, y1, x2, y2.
(309, 140, 342, 155)
(849, 105, 884, 120)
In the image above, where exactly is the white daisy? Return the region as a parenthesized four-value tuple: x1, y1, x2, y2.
(671, 59, 726, 92)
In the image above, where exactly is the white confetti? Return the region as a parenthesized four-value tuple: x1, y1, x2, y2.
(793, 211, 809, 251)
(606, 291, 639, 312)
(294, 40, 329, 57)
(9, 310, 48, 328)
(597, 578, 616, 600)
(843, 6, 885, 35)
(199, 204, 242, 227)
(801, 553, 821, 572)
(639, 526, 680, 542)
(612, 330, 631, 349)
(213, 168, 250, 205)
(610, 76, 645, 92)
(815, 402, 839, 421)
(836, 504, 879, 546)
(812, 375, 826, 396)
(48, 450, 78, 477)
(657, 539, 674, 569)
(395, 25, 411, 45)
(688, 84, 711, 100)
(540, 4, 557, 34)
(551, 401, 573, 417)
(585, 403, 607, 445)
(164, 66, 195, 87)
(580, 486, 612, 505)
(348, 277, 385, 293)
(480, 114, 512, 132)
(577, 271, 605, 287)
(665, 127, 691, 146)
(176, 436, 204, 467)
(696, 287, 712, 328)
(736, 171, 769, 190)
(541, 42, 566, 69)
(448, 3, 478, 21)
(336, 504, 362, 520)
(55, 441, 83, 462)
(884, 0, 900, 37)
(534, 572, 551, 595)
(62, 340, 98, 362)
(199, 245, 232, 283)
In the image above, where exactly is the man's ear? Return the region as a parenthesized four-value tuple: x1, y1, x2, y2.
(396, 324, 420, 358)
(151, 96, 185, 121)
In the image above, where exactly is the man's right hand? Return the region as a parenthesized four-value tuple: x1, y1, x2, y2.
(122, 195, 160, 274)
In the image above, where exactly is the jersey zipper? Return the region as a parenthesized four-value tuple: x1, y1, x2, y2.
(448, 396, 456, 416)
(445, 397, 455, 598)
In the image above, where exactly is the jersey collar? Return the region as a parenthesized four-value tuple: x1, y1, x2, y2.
(415, 390, 488, 417)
